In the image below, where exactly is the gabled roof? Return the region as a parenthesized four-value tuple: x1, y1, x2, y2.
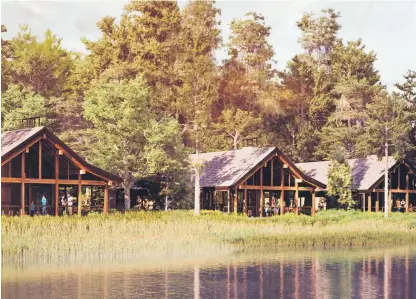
(2, 127, 44, 158)
(1, 127, 122, 183)
(296, 155, 397, 192)
(191, 147, 326, 189)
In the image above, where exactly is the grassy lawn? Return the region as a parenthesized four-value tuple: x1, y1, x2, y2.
(2, 210, 416, 263)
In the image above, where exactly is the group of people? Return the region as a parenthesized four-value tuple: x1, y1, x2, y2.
(28, 192, 76, 216)
(29, 193, 47, 216)
(60, 192, 75, 216)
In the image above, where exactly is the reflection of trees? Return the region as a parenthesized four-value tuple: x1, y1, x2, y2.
(2, 247, 414, 298)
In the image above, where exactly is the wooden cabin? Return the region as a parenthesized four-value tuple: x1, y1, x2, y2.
(1, 126, 122, 216)
(191, 147, 326, 217)
(297, 155, 416, 213)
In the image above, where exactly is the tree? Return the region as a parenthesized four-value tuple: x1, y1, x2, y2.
(83, 77, 188, 209)
(395, 70, 416, 105)
(213, 108, 263, 150)
(356, 92, 414, 217)
(327, 150, 354, 208)
(1, 25, 11, 92)
(7, 25, 74, 98)
(1, 85, 47, 130)
(83, 1, 182, 118)
(177, 0, 221, 151)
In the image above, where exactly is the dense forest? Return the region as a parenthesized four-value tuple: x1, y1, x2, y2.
(2, 1, 415, 207)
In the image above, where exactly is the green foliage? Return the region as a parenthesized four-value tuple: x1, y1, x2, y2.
(356, 92, 415, 158)
(327, 153, 354, 208)
(1, 85, 47, 130)
(83, 77, 188, 208)
(6, 25, 75, 98)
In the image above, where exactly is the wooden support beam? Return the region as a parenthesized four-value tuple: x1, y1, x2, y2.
(376, 192, 379, 212)
(227, 190, 231, 214)
(280, 165, 284, 215)
(39, 141, 42, 179)
(233, 191, 237, 214)
(2, 177, 22, 183)
(21, 153, 25, 216)
(78, 173, 82, 216)
(104, 183, 109, 215)
(368, 194, 371, 213)
(389, 191, 392, 213)
(373, 188, 416, 194)
(260, 167, 263, 217)
(362, 193, 366, 212)
(311, 190, 316, 216)
(243, 185, 247, 215)
(55, 153, 59, 216)
(271, 158, 274, 187)
(406, 174, 409, 214)
(209, 190, 212, 209)
(1, 136, 43, 167)
(295, 180, 299, 215)
(8, 161, 12, 177)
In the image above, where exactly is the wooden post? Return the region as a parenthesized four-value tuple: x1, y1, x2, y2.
(209, 190, 212, 210)
(233, 191, 237, 214)
(368, 194, 371, 213)
(280, 166, 284, 215)
(243, 185, 247, 215)
(78, 173, 82, 216)
(311, 190, 316, 216)
(361, 193, 365, 212)
(104, 183, 109, 215)
(39, 140, 42, 179)
(295, 180, 299, 215)
(406, 174, 409, 214)
(227, 190, 230, 214)
(260, 168, 263, 217)
(21, 152, 25, 216)
(389, 191, 392, 213)
(55, 154, 59, 216)
(376, 192, 379, 212)
(271, 158, 274, 187)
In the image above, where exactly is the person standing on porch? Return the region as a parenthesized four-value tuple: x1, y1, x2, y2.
(41, 193, 47, 215)
(60, 192, 67, 215)
(29, 201, 36, 217)
(67, 193, 74, 216)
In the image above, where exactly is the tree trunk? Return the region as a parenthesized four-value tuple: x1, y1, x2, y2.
(233, 131, 239, 150)
(195, 167, 200, 215)
(123, 182, 133, 210)
(384, 132, 389, 218)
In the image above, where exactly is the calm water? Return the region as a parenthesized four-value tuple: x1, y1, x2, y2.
(2, 247, 416, 299)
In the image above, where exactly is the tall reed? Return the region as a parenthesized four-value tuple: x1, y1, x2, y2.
(2, 210, 416, 264)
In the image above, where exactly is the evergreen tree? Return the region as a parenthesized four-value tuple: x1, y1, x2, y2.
(356, 92, 414, 217)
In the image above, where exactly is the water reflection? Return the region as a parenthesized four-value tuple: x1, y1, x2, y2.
(2, 247, 416, 299)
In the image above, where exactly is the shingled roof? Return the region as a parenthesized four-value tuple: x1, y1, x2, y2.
(296, 155, 397, 192)
(191, 147, 325, 189)
(1, 127, 122, 183)
(1, 127, 44, 158)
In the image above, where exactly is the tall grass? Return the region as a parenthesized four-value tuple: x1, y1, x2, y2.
(2, 210, 416, 264)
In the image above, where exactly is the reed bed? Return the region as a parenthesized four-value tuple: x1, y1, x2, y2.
(2, 210, 416, 264)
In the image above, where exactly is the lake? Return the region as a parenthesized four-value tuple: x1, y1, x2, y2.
(2, 246, 416, 298)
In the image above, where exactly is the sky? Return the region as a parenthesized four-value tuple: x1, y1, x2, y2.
(2, 0, 416, 91)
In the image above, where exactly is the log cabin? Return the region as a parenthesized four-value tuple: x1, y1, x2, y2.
(191, 146, 326, 217)
(296, 155, 416, 213)
(1, 125, 122, 216)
